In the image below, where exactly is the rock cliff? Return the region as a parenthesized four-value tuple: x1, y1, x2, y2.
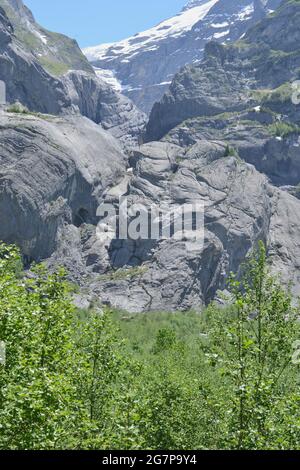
(1, 0, 300, 312)
(0, 1, 146, 144)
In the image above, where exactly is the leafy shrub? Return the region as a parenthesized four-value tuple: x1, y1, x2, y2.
(224, 144, 239, 157)
(7, 102, 29, 114)
(268, 121, 300, 138)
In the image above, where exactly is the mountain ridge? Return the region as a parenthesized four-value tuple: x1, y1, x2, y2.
(146, 0, 300, 142)
(84, 0, 281, 113)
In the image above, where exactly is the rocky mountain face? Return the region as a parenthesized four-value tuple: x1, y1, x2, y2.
(84, 0, 281, 113)
(146, 0, 300, 166)
(146, 0, 300, 142)
(0, 111, 127, 265)
(90, 141, 300, 311)
(162, 107, 300, 187)
(0, 0, 92, 75)
(60, 70, 146, 145)
(1, 106, 300, 312)
(0, 0, 145, 144)
(1, 0, 300, 312)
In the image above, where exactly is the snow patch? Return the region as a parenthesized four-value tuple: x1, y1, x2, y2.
(94, 68, 122, 93)
(34, 29, 48, 45)
(213, 30, 229, 39)
(237, 3, 254, 21)
(211, 22, 229, 28)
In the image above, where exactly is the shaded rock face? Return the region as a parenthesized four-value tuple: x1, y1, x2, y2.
(84, 0, 280, 113)
(0, 2, 145, 144)
(61, 71, 146, 145)
(0, 112, 126, 263)
(146, 0, 300, 142)
(0, 98, 300, 313)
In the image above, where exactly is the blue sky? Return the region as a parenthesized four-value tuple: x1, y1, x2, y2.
(25, 0, 187, 48)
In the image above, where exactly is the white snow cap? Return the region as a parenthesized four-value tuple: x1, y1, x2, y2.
(84, 0, 218, 62)
(183, 0, 216, 12)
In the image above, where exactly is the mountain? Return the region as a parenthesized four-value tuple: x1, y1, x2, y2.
(2, 105, 300, 311)
(0, 0, 92, 75)
(0, 0, 145, 143)
(146, 0, 300, 146)
(84, 0, 281, 113)
(1, 0, 300, 312)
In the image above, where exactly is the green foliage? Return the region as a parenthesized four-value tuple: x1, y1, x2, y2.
(7, 102, 30, 114)
(0, 241, 299, 450)
(152, 328, 178, 354)
(268, 121, 300, 138)
(38, 57, 70, 77)
(204, 242, 300, 449)
(224, 144, 239, 158)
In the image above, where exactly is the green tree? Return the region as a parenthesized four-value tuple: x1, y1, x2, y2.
(0, 244, 92, 449)
(0, 243, 120, 449)
(205, 242, 300, 449)
(76, 310, 127, 449)
(1, 241, 299, 450)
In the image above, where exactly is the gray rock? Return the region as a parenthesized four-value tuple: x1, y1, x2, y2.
(82, 141, 300, 312)
(1, 109, 300, 312)
(61, 71, 146, 145)
(0, 111, 126, 263)
(1, 0, 300, 314)
(163, 110, 300, 186)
